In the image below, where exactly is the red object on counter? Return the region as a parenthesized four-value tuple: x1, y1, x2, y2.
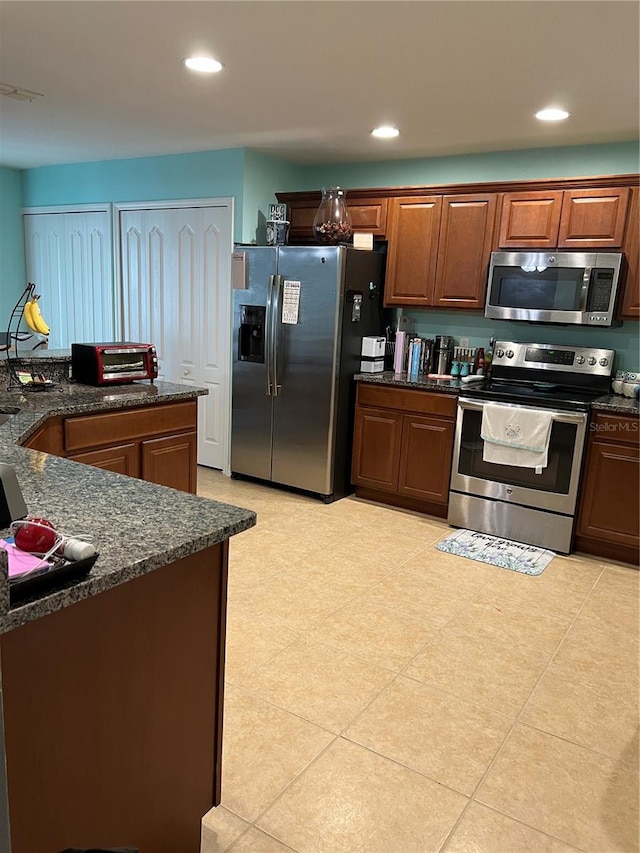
(13, 517, 58, 556)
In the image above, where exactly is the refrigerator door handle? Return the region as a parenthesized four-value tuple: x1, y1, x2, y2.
(272, 274, 284, 397)
(265, 275, 275, 396)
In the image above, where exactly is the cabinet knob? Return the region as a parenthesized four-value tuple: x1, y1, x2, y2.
(184, 369, 191, 376)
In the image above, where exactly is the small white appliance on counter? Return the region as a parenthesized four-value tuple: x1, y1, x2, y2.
(360, 336, 385, 373)
(361, 336, 386, 358)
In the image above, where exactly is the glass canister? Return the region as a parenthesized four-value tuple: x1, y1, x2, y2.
(312, 187, 352, 244)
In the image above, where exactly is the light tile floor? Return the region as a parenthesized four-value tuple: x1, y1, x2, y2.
(197, 468, 640, 853)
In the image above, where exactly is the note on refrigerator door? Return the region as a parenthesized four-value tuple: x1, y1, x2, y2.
(282, 280, 301, 324)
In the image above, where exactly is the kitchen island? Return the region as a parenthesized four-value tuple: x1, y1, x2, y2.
(0, 376, 256, 852)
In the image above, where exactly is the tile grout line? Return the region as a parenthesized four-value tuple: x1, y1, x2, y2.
(207, 473, 634, 853)
(437, 561, 607, 852)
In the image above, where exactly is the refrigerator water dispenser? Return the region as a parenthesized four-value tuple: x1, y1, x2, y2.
(239, 305, 265, 363)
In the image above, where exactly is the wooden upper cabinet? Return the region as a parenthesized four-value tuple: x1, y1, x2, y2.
(384, 197, 442, 305)
(621, 187, 639, 318)
(499, 187, 631, 249)
(277, 193, 388, 242)
(558, 187, 630, 248)
(498, 191, 563, 248)
(432, 194, 498, 309)
(348, 198, 388, 234)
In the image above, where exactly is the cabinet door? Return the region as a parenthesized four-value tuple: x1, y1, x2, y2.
(285, 197, 388, 241)
(141, 431, 197, 493)
(433, 194, 497, 309)
(68, 443, 139, 477)
(384, 197, 442, 305)
(576, 438, 639, 548)
(498, 191, 563, 248)
(351, 406, 402, 492)
(349, 198, 388, 236)
(397, 414, 454, 503)
(621, 187, 639, 318)
(558, 188, 630, 249)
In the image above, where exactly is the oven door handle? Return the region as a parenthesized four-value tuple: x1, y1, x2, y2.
(457, 397, 588, 425)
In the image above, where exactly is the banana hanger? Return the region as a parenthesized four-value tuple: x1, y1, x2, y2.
(5, 282, 53, 392)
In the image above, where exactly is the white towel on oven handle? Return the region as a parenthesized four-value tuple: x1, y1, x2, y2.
(481, 403, 554, 470)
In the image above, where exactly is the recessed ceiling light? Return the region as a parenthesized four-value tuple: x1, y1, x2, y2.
(371, 125, 400, 139)
(535, 107, 570, 121)
(183, 56, 223, 74)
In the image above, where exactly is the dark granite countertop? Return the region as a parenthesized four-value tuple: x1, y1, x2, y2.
(354, 372, 463, 394)
(355, 372, 640, 415)
(0, 379, 256, 633)
(590, 394, 640, 415)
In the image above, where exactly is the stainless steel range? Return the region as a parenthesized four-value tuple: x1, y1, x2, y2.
(448, 341, 615, 553)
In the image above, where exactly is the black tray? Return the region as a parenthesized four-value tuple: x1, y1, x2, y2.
(9, 552, 99, 603)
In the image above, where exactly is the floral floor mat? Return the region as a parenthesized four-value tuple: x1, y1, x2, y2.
(435, 529, 555, 575)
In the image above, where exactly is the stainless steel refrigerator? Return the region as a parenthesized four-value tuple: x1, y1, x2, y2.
(231, 245, 385, 501)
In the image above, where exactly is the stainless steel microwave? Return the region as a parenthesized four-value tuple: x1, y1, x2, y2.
(485, 251, 624, 326)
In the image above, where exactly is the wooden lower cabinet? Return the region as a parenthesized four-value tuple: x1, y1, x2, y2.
(23, 400, 198, 493)
(351, 407, 402, 492)
(2, 544, 228, 853)
(398, 414, 455, 503)
(141, 431, 197, 493)
(575, 413, 639, 564)
(68, 442, 140, 476)
(351, 383, 456, 517)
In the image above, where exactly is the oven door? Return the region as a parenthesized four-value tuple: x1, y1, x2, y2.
(450, 398, 588, 515)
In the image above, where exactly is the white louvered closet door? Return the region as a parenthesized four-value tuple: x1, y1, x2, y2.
(119, 202, 233, 471)
(23, 208, 115, 350)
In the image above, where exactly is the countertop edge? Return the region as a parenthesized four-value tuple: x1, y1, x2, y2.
(0, 380, 256, 632)
(354, 373, 640, 414)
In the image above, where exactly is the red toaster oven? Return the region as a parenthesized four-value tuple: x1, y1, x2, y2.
(71, 342, 158, 385)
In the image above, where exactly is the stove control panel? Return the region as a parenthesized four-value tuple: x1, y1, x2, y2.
(492, 341, 615, 377)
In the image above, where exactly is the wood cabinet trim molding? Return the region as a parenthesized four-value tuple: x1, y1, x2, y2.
(276, 174, 639, 205)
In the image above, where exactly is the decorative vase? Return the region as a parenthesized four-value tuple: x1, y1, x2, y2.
(312, 187, 352, 244)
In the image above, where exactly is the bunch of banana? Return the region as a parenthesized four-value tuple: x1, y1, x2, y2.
(24, 295, 50, 336)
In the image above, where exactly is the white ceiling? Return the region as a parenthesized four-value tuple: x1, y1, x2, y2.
(0, 0, 638, 171)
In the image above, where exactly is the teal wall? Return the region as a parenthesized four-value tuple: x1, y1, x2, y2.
(242, 151, 304, 244)
(21, 148, 247, 238)
(403, 309, 639, 374)
(290, 141, 640, 191)
(6, 140, 640, 371)
(0, 167, 26, 306)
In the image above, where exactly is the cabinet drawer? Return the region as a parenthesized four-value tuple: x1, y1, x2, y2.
(590, 412, 639, 446)
(356, 383, 457, 418)
(64, 401, 197, 452)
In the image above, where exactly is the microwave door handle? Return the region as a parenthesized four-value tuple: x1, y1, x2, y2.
(265, 275, 275, 396)
(458, 398, 587, 425)
(271, 275, 284, 397)
(579, 267, 592, 311)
